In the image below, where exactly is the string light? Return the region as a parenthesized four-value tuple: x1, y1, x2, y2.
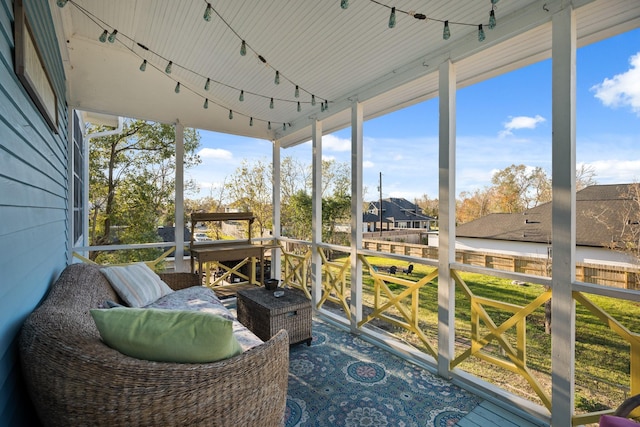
(311, 95, 316, 106)
(239, 90, 244, 101)
(341, 0, 349, 9)
(165, 61, 173, 74)
(240, 40, 247, 56)
(99, 30, 108, 43)
(205, 78, 210, 91)
(283, 123, 286, 131)
(321, 102, 325, 112)
(56, 0, 68, 7)
(229, 110, 233, 120)
(295, 86, 300, 98)
(324, 100, 329, 111)
(489, 10, 496, 29)
(388, 7, 396, 28)
(250, 117, 253, 126)
(203, 3, 212, 22)
(203, 98, 209, 109)
(108, 29, 117, 43)
(270, 98, 274, 109)
(139, 59, 147, 71)
(443, 21, 451, 40)
(274, 71, 280, 85)
(175, 82, 181, 93)
(268, 122, 272, 130)
(297, 102, 301, 112)
(478, 24, 485, 42)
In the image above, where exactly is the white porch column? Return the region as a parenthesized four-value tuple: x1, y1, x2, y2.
(437, 59, 456, 378)
(551, 5, 577, 426)
(272, 139, 282, 282)
(174, 120, 185, 272)
(350, 101, 364, 330)
(311, 121, 323, 308)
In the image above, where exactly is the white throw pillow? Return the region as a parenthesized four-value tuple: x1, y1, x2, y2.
(101, 262, 174, 307)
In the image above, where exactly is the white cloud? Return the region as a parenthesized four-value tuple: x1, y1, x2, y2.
(591, 52, 640, 116)
(198, 148, 232, 160)
(363, 160, 374, 168)
(322, 134, 350, 152)
(499, 115, 546, 137)
(587, 159, 640, 183)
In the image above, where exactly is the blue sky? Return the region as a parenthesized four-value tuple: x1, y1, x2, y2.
(188, 28, 640, 202)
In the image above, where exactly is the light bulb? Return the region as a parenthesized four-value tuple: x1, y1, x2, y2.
(229, 110, 233, 120)
(283, 123, 286, 131)
(139, 59, 147, 72)
(295, 85, 300, 98)
(389, 7, 396, 28)
(340, 0, 348, 9)
(108, 29, 117, 43)
(324, 100, 329, 111)
(204, 3, 212, 21)
(321, 102, 325, 112)
(250, 117, 253, 126)
(203, 98, 208, 109)
(297, 102, 301, 112)
(175, 82, 180, 93)
(478, 24, 485, 42)
(489, 10, 496, 29)
(99, 30, 108, 43)
(239, 90, 244, 101)
(268, 121, 271, 130)
(270, 98, 274, 109)
(165, 61, 173, 74)
(311, 95, 316, 106)
(56, 0, 68, 7)
(240, 40, 247, 56)
(491, 0, 499, 4)
(274, 71, 280, 85)
(443, 21, 450, 40)
(205, 78, 210, 91)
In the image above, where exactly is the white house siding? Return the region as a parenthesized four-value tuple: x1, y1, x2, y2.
(455, 237, 639, 269)
(0, 0, 68, 425)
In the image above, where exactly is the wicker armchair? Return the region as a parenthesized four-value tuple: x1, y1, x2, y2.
(19, 263, 289, 427)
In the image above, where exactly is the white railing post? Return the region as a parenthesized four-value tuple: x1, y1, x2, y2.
(272, 139, 281, 284)
(437, 59, 456, 378)
(551, 5, 577, 426)
(174, 120, 185, 272)
(350, 101, 364, 330)
(311, 120, 323, 309)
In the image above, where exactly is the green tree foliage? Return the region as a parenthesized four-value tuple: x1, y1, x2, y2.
(89, 120, 201, 262)
(225, 159, 272, 238)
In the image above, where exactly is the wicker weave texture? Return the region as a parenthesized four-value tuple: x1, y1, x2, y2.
(237, 288, 312, 345)
(19, 263, 289, 426)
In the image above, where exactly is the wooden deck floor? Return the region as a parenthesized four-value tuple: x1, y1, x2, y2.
(456, 401, 549, 427)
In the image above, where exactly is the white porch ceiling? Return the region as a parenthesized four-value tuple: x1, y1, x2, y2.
(51, 0, 640, 147)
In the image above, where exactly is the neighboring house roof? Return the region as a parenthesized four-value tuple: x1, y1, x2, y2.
(368, 198, 435, 223)
(362, 212, 392, 223)
(456, 184, 637, 248)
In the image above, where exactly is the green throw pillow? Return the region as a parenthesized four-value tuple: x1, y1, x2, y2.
(90, 308, 242, 363)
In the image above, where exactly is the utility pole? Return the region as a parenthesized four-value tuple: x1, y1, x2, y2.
(378, 172, 383, 236)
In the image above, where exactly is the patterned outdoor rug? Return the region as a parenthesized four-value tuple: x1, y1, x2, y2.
(285, 318, 481, 426)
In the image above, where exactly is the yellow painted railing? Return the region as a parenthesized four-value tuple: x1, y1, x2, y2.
(359, 256, 438, 358)
(282, 248, 311, 298)
(571, 291, 640, 426)
(316, 249, 351, 318)
(200, 257, 257, 287)
(451, 269, 553, 411)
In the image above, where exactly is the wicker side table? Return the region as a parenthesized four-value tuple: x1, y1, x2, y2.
(237, 287, 312, 346)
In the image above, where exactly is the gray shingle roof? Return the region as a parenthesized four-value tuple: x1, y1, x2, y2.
(368, 198, 435, 222)
(456, 184, 637, 248)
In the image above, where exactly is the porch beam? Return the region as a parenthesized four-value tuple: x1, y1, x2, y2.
(350, 101, 364, 329)
(311, 120, 323, 309)
(272, 139, 282, 283)
(437, 59, 456, 378)
(550, 5, 577, 427)
(174, 120, 185, 272)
